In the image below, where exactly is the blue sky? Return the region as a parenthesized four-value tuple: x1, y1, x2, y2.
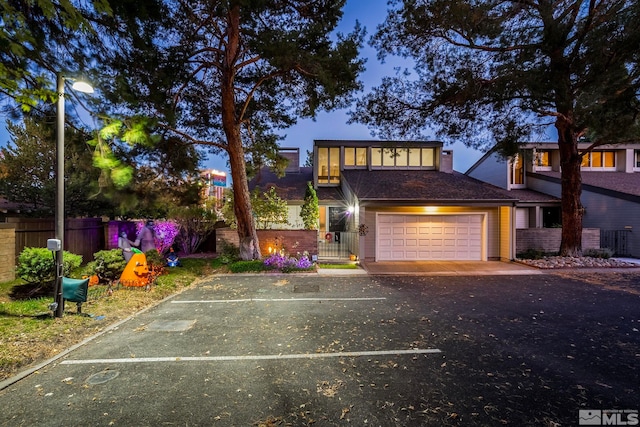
(0, 1, 488, 175)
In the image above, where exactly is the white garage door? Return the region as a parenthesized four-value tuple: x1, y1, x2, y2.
(377, 214, 483, 261)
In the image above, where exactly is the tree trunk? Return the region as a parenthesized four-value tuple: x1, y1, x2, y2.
(221, 6, 261, 260)
(556, 119, 583, 257)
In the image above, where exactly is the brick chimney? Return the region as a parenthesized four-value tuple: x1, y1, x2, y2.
(278, 147, 300, 173)
(440, 149, 453, 173)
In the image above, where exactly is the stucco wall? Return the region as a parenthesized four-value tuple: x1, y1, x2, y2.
(516, 228, 600, 254)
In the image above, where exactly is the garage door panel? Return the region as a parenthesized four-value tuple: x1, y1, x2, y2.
(377, 214, 483, 261)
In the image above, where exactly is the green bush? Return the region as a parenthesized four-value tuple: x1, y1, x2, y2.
(516, 248, 548, 260)
(144, 249, 165, 270)
(17, 247, 83, 284)
(85, 249, 127, 283)
(228, 260, 270, 273)
(218, 240, 240, 264)
(583, 248, 614, 259)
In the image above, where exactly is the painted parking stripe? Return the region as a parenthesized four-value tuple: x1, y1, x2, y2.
(171, 297, 387, 303)
(60, 349, 441, 365)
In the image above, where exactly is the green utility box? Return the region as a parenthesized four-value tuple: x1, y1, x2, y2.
(62, 277, 89, 313)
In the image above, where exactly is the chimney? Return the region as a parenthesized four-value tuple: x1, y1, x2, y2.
(440, 150, 453, 173)
(279, 147, 300, 173)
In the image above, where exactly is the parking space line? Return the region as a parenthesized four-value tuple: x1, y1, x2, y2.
(60, 349, 441, 365)
(171, 297, 387, 303)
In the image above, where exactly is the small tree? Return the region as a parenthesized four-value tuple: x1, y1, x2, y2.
(252, 187, 289, 230)
(170, 205, 218, 254)
(300, 182, 319, 230)
(222, 186, 289, 232)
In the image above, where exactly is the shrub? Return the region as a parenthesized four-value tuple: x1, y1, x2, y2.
(583, 248, 614, 259)
(263, 252, 314, 272)
(218, 240, 240, 264)
(85, 249, 127, 284)
(228, 260, 270, 273)
(17, 247, 83, 284)
(516, 248, 547, 260)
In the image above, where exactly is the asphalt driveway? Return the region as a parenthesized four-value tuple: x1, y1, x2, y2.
(1, 272, 638, 426)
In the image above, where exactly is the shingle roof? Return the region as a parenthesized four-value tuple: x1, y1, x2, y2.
(534, 171, 640, 197)
(341, 170, 517, 203)
(248, 167, 342, 202)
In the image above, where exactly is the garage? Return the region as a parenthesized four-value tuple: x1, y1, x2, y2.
(376, 214, 484, 261)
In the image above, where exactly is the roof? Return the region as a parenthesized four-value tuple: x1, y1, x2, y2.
(341, 170, 517, 203)
(314, 139, 444, 148)
(534, 171, 640, 197)
(503, 189, 560, 204)
(248, 167, 342, 201)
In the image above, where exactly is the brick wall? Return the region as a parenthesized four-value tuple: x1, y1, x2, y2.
(0, 224, 16, 282)
(216, 228, 318, 257)
(516, 228, 600, 254)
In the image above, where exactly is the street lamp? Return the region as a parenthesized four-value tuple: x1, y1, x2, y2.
(52, 73, 94, 318)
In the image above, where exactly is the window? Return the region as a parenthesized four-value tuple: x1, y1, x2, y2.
(581, 151, 616, 169)
(317, 147, 340, 184)
(635, 150, 640, 169)
(534, 150, 551, 169)
(344, 147, 367, 167)
(510, 154, 525, 188)
(371, 147, 435, 168)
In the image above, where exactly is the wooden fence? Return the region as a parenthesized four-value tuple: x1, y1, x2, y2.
(5, 217, 106, 266)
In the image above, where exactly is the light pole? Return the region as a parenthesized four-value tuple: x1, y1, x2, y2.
(53, 73, 93, 318)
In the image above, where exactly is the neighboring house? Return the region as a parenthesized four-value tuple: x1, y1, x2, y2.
(466, 142, 640, 257)
(250, 141, 524, 263)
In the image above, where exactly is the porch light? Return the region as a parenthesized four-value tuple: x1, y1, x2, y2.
(347, 206, 355, 214)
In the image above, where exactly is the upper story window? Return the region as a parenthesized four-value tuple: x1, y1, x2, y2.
(317, 147, 340, 185)
(344, 147, 367, 167)
(510, 154, 525, 188)
(371, 147, 435, 169)
(635, 150, 640, 170)
(581, 150, 616, 170)
(534, 149, 552, 170)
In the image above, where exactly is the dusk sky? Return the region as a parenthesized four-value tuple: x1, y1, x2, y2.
(228, 0, 488, 174)
(0, 1, 497, 176)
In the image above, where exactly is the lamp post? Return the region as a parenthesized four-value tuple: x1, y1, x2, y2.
(53, 73, 93, 318)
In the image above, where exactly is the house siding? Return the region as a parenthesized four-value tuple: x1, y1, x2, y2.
(466, 152, 509, 189)
(581, 191, 638, 257)
(528, 173, 640, 257)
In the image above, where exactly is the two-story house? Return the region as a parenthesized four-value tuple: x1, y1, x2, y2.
(250, 140, 524, 263)
(466, 143, 640, 257)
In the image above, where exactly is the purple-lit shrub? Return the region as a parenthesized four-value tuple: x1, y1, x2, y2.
(263, 252, 314, 272)
(135, 220, 180, 254)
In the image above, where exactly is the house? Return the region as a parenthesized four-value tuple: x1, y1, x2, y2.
(466, 142, 640, 257)
(250, 141, 524, 263)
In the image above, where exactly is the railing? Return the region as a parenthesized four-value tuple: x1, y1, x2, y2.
(601, 229, 631, 256)
(318, 231, 358, 259)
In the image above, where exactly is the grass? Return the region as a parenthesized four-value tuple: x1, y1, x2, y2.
(318, 263, 359, 269)
(0, 257, 221, 381)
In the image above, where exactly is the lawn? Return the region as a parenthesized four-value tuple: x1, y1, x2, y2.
(0, 257, 223, 381)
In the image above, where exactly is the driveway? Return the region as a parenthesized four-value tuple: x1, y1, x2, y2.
(1, 272, 638, 426)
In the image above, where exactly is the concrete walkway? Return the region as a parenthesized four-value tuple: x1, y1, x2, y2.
(359, 260, 543, 276)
